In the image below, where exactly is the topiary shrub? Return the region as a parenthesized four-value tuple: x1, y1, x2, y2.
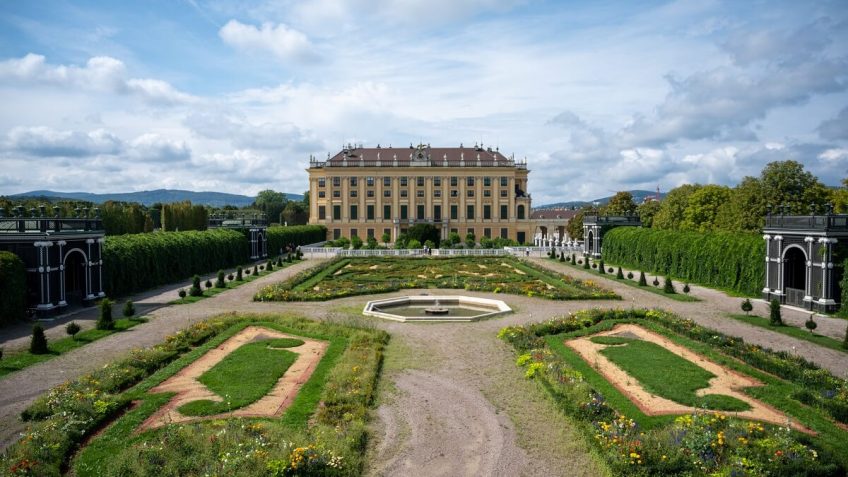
(663, 277, 675, 294)
(683, 283, 690, 294)
(741, 298, 753, 315)
(215, 270, 226, 288)
(769, 299, 783, 326)
(805, 314, 817, 334)
(652, 277, 660, 287)
(227, 273, 234, 281)
(190, 274, 203, 297)
(260, 265, 265, 271)
(627, 271, 634, 280)
(0, 251, 26, 326)
(616, 267, 624, 279)
(97, 298, 115, 330)
(592, 263, 598, 269)
(236, 266, 243, 281)
(638, 271, 647, 286)
(843, 323, 848, 350)
(65, 321, 81, 340)
(205, 279, 213, 288)
(608, 267, 614, 273)
(178, 289, 187, 298)
(598, 261, 605, 274)
(30, 324, 48, 354)
(559, 252, 565, 262)
(123, 300, 135, 317)
(267, 261, 274, 271)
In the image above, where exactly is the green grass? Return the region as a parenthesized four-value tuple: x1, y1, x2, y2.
(178, 340, 299, 416)
(726, 313, 848, 354)
(0, 317, 147, 378)
(558, 258, 700, 302)
(172, 260, 301, 304)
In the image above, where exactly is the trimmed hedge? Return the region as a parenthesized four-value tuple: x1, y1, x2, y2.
(602, 227, 763, 296)
(103, 230, 249, 297)
(0, 251, 26, 325)
(842, 258, 848, 315)
(266, 225, 326, 255)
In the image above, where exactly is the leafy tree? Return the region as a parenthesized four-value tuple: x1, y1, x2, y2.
(351, 235, 364, 250)
(381, 231, 391, 246)
(681, 184, 733, 233)
(30, 324, 48, 354)
(831, 178, 848, 214)
(769, 299, 782, 326)
(190, 274, 203, 296)
(143, 215, 155, 233)
(465, 232, 476, 248)
(663, 276, 675, 294)
(65, 322, 81, 340)
(281, 200, 308, 225)
(253, 190, 287, 225)
(367, 236, 378, 249)
(448, 231, 461, 247)
(638, 271, 647, 286)
(741, 298, 753, 315)
(715, 177, 767, 232)
(407, 238, 422, 249)
(216, 270, 226, 288)
(653, 184, 700, 230)
(760, 160, 829, 215)
(637, 200, 661, 228)
(97, 299, 115, 330)
(566, 208, 587, 240)
(604, 191, 637, 215)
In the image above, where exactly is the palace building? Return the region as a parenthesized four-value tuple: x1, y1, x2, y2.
(307, 143, 533, 244)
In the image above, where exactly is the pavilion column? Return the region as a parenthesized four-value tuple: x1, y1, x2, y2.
(774, 235, 784, 296)
(804, 236, 814, 301)
(819, 238, 836, 306)
(86, 239, 95, 299)
(35, 241, 53, 310)
(762, 235, 771, 293)
(57, 240, 67, 306)
(97, 238, 105, 297)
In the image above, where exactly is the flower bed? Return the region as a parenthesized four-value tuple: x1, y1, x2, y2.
(254, 256, 619, 302)
(498, 309, 848, 475)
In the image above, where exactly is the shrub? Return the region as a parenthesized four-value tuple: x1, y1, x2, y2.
(583, 258, 590, 269)
(683, 283, 690, 294)
(236, 266, 243, 281)
(276, 256, 283, 266)
(638, 271, 647, 286)
(591, 263, 598, 269)
(215, 270, 226, 288)
(652, 277, 660, 287)
(0, 251, 26, 325)
(205, 279, 213, 288)
(351, 235, 364, 250)
(0, 348, 3, 360)
(267, 260, 274, 271)
(559, 252, 565, 262)
(407, 239, 422, 249)
(769, 299, 783, 326)
(253, 264, 259, 275)
(30, 324, 48, 354)
(607, 267, 614, 273)
(260, 265, 265, 271)
(627, 271, 634, 280)
(577, 260, 583, 265)
(741, 298, 753, 315)
(616, 267, 624, 279)
(122, 300, 135, 317)
(189, 274, 203, 297)
(97, 298, 115, 330)
(602, 227, 763, 295)
(571, 253, 576, 263)
(805, 314, 818, 334)
(265, 225, 326, 256)
(178, 289, 187, 298)
(663, 276, 675, 294)
(598, 260, 605, 274)
(65, 321, 81, 340)
(844, 323, 848, 350)
(227, 273, 234, 281)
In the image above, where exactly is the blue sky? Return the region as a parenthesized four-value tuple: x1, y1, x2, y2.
(0, 0, 846, 204)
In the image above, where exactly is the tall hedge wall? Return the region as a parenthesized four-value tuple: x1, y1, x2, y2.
(103, 229, 249, 297)
(0, 251, 26, 324)
(266, 225, 326, 256)
(601, 227, 763, 296)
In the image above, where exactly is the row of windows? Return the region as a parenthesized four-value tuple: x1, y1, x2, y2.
(318, 204, 527, 221)
(317, 188, 510, 199)
(318, 176, 512, 188)
(331, 227, 517, 241)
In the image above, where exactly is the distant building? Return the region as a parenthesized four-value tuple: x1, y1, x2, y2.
(307, 143, 534, 244)
(530, 208, 577, 246)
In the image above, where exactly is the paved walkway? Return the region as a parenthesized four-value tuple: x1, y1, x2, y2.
(0, 256, 846, 476)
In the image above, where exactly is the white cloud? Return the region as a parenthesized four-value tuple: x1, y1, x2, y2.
(817, 106, 848, 141)
(219, 20, 316, 62)
(4, 126, 122, 157)
(127, 134, 191, 163)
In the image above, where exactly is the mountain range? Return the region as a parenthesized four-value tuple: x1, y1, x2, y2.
(536, 190, 665, 209)
(6, 189, 304, 207)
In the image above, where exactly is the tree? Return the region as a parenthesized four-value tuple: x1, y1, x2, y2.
(367, 236, 378, 249)
(254, 190, 287, 225)
(715, 176, 767, 232)
(566, 209, 586, 240)
(616, 267, 624, 279)
(638, 271, 647, 286)
(216, 270, 226, 288)
(760, 160, 829, 215)
(604, 191, 637, 216)
(66, 321, 81, 340)
(830, 178, 848, 214)
(805, 314, 817, 334)
(281, 200, 308, 225)
(143, 214, 155, 233)
(351, 235, 363, 249)
(663, 276, 675, 294)
(465, 231, 476, 248)
(123, 300, 135, 317)
(97, 298, 115, 330)
(681, 184, 733, 233)
(407, 238, 422, 249)
(652, 184, 700, 230)
(30, 324, 48, 354)
(381, 231, 391, 246)
(190, 274, 203, 296)
(769, 299, 782, 326)
(843, 322, 848, 350)
(448, 231, 461, 247)
(637, 200, 661, 228)
(741, 298, 753, 315)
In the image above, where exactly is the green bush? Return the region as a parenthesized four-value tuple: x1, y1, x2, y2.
(663, 276, 675, 294)
(638, 271, 647, 286)
(741, 298, 753, 315)
(266, 225, 326, 255)
(30, 324, 48, 354)
(598, 260, 605, 274)
(237, 266, 243, 281)
(616, 267, 624, 279)
(0, 251, 26, 325)
(805, 314, 818, 333)
(770, 299, 783, 326)
(122, 300, 135, 317)
(97, 298, 115, 330)
(602, 227, 763, 295)
(103, 229, 249, 297)
(216, 270, 226, 288)
(66, 321, 81, 339)
(190, 274, 203, 297)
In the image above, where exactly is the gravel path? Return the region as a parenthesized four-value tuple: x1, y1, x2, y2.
(1, 255, 847, 476)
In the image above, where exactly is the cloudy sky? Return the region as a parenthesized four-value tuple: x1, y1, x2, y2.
(0, 0, 846, 205)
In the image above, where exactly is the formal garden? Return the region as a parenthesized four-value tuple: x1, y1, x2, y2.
(1, 313, 387, 477)
(254, 256, 619, 302)
(499, 308, 848, 476)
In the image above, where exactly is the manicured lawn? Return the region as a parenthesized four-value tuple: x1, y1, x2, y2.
(0, 317, 147, 377)
(256, 256, 619, 301)
(726, 313, 848, 354)
(558, 257, 700, 302)
(178, 338, 301, 416)
(597, 337, 750, 411)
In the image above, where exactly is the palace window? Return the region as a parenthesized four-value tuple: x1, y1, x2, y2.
(467, 190, 474, 198)
(332, 177, 340, 187)
(400, 205, 408, 220)
(483, 205, 491, 220)
(450, 176, 458, 187)
(483, 177, 491, 187)
(434, 177, 442, 186)
(367, 190, 374, 198)
(384, 205, 391, 219)
(484, 228, 491, 238)
(333, 205, 341, 220)
(467, 205, 475, 220)
(434, 190, 442, 198)
(350, 228, 358, 237)
(318, 191, 326, 198)
(451, 190, 458, 197)
(350, 177, 358, 187)
(500, 189, 508, 198)
(501, 228, 508, 239)
(483, 190, 491, 197)
(417, 177, 425, 187)
(383, 177, 391, 187)
(366, 177, 374, 186)
(383, 190, 391, 197)
(401, 190, 408, 198)
(400, 177, 408, 186)
(350, 190, 358, 198)
(367, 205, 375, 220)
(500, 204, 508, 219)
(318, 178, 326, 187)
(500, 177, 508, 187)
(367, 228, 375, 238)
(417, 190, 424, 198)
(318, 206, 326, 220)
(451, 205, 458, 220)
(333, 228, 341, 239)
(417, 205, 425, 220)
(434, 205, 442, 221)
(350, 205, 358, 220)
(517, 204, 525, 220)
(466, 177, 475, 187)
(333, 190, 341, 198)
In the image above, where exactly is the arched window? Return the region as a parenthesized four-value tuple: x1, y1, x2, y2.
(517, 205, 525, 220)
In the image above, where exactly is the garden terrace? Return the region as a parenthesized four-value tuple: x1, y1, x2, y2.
(2, 314, 387, 477)
(500, 308, 848, 475)
(254, 256, 619, 302)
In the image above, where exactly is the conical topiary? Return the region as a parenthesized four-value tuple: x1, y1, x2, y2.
(598, 260, 605, 274)
(616, 267, 624, 279)
(97, 298, 115, 330)
(741, 298, 753, 315)
(216, 270, 226, 288)
(805, 314, 817, 334)
(30, 324, 48, 354)
(236, 266, 243, 281)
(663, 277, 675, 294)
(190, 274, 203, 297)
(123, 300, 135, 317)
(638, 271, 647, 286)
(769, 299, 783, 326)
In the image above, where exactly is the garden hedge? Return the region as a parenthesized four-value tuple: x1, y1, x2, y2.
(601, 227, 763, 296)
(0, 251, 26, 325)
(266, 225, 326, 255)
(103, 229, 249, 297)
(842, 258, 848, 315)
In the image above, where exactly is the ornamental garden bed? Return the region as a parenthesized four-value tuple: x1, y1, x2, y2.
(254, 256, 619, 302)
(499, 309, 848, 476)
(2, 314, 387, 477)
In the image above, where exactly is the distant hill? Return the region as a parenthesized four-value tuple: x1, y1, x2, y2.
(537, 190, 665, 210)
(6, 189, 304, 207)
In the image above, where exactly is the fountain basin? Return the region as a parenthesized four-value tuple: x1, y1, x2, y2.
(363, 296, 511, 322)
